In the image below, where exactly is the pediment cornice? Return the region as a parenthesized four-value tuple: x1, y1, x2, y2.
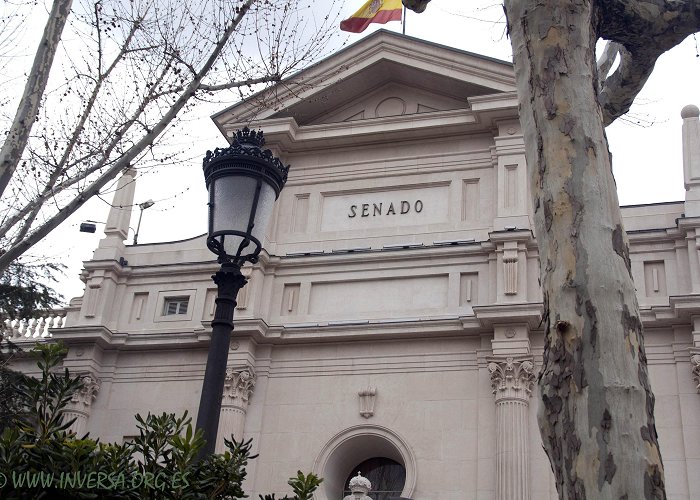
(219, 92, 519, 153)
(213, 31, 516, 137)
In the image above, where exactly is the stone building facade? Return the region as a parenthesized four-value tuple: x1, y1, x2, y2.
(7, 31, 700, 500)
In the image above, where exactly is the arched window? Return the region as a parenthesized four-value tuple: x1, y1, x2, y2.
(342, 457, 406, 500)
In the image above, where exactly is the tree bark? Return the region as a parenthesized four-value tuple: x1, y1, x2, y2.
(0, 0, 73, 199)
(503, 1, 665, 498)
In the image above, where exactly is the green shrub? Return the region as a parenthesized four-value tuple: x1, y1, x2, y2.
(0, 343, 322, 499)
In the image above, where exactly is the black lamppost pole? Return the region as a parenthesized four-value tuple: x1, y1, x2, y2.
(196, 127, 288, 457)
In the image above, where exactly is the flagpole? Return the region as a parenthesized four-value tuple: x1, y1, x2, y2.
(402, 6, 406, 34)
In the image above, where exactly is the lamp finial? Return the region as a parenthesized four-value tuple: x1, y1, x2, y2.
(235, 127, 265, 147)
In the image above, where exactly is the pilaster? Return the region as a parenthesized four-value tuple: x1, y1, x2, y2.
(487, 356, 535, 500)
(682, 105, 700, 216)
(80, 168, 136, 327)
(679, 222, 700, 294)
(64, 373, 101, 436)
(492, 119, 531, 231)
(215, 364, 256, 453)
(103, 168, 137, 241)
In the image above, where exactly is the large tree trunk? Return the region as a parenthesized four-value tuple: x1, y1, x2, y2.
(503, 1, 665, 498)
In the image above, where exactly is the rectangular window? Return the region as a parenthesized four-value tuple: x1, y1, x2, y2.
(163, 297, 189, 316)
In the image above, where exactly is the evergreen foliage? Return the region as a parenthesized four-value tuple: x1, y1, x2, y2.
(0, 260, 63, 322)
(0, 339, 28, 435)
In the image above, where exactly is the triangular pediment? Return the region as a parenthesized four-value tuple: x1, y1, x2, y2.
(213, 30, 516, 130)
(286, 70, 489, 126)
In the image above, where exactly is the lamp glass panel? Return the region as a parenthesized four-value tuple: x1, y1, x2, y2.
(249, 180, 277, 246)
(211, 175, 255, 256)
(210, 174, 278, 257)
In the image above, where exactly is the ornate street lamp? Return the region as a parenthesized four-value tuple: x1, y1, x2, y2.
(196, 127, 288, 456)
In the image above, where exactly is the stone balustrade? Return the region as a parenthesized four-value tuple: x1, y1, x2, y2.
(1, 313, 67, 341)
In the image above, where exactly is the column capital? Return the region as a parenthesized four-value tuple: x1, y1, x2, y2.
(691, 352, 700, 394)
(69, 373, 101, 408)
(222, 365, 256, 407)
(487, 356, 536, 402)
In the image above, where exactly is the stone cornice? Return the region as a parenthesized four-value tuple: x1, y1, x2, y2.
(676, 216, 700, 231)
(54, 325, 211, 350)
(53, 316, 485, 349)
(274, 241, 491, 271)
(473, 303, 543, 330)
(488, 228, 536, 244)
(223, 105, 514, 154)
(279, 316, 483, 342)
(639, 295, 700, 326)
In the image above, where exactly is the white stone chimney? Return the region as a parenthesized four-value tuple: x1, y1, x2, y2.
(682, 104, 700, 216)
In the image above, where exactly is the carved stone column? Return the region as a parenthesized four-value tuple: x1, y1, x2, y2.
(488, 357, 536, 500)
(215, 365, 256, 453)
(63, 373, 100, 436)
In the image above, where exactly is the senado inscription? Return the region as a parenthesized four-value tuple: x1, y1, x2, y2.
(348, 200, 424, 218)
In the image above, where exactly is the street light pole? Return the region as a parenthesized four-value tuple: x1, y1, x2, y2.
(196, 127, 288, 457)
(133, 199, 155, 244)
(195, 262, 247, 454)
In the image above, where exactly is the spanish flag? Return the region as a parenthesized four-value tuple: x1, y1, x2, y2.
(340, 0, 402, 33)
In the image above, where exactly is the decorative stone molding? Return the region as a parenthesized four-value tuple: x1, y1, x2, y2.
(358, 386, 377, 418)
(692, 353, 700, 393)
(223, 366, 256, 406)
(70, 373, 101, 407)
(503, 252, 518, 295)
(488, 357, 535, 402)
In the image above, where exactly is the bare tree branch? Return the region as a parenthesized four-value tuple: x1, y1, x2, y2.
(598, 44, 659, 126)
(199, 74, 281, 92)
(597, 0, 700, 125)
(0, 0, 73, 199)
(0, 0, 343, 272)
(9, 13, 146, 246)
(596, 40, 621, 90)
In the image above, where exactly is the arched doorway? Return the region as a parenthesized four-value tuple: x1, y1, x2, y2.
(312, 425, 416, 500)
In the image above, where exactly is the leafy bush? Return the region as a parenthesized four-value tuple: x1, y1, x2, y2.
(0, 338, 29, 434)
(0, 343, 322, 499)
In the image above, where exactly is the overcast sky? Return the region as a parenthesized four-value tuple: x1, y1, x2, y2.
(9, 0, 700, 302)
